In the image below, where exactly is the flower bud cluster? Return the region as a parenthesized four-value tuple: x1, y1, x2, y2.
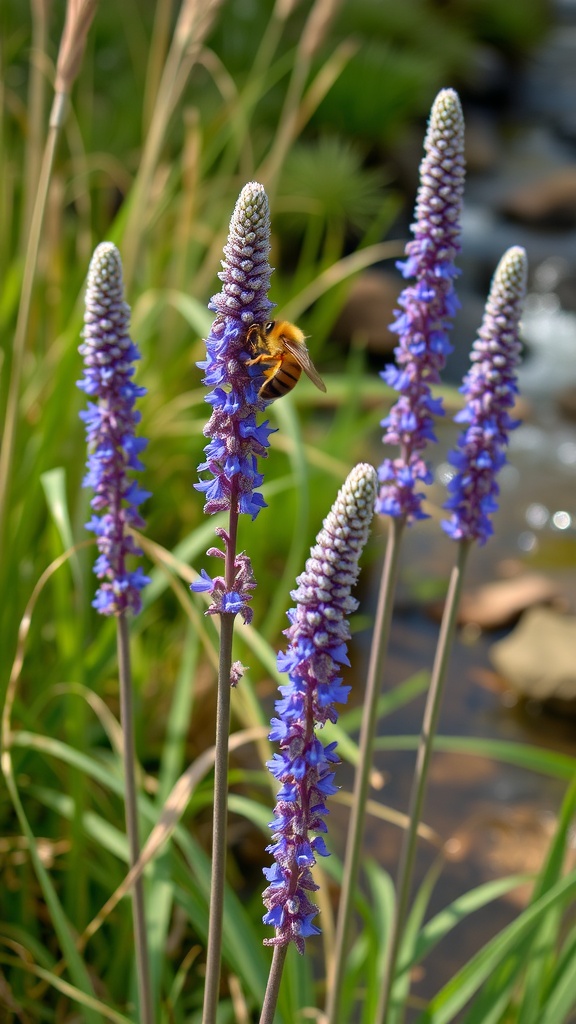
(378, 89, 465, 522)
(78, 242, 150, 616)
(195, 182, 275, 521)
(443, 246, 528, 545)
(262, 464, 377, 953)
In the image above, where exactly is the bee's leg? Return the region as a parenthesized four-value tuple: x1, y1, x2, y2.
(246, 354, 279, 367)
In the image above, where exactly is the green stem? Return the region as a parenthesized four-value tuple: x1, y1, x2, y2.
(202, 500, 239, 1024)
(259, 944, 288, 1024)
(117, 612, 154, 1024)
(202, 611, 235, 1024)
(376, 539, 471, 1024)
(325, 517, 405, 1024)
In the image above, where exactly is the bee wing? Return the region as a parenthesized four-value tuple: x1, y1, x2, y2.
(282, 335, 327, 392)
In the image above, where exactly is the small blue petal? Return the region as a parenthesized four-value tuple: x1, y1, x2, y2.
(191, 569, 215, 593)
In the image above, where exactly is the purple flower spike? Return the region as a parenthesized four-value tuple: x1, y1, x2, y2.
(196, 181, 276, 521)
(442, 246, 528, 546)
(262, 463, 377, 954)
(78, 242, 151, 616)
(377, 88, 465, 523)
(193, 183, 276, 624)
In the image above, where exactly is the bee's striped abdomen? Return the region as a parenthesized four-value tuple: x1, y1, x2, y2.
(260, 358, 301, 402)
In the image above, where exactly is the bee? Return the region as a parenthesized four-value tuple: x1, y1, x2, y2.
(246, 320, 327, 403)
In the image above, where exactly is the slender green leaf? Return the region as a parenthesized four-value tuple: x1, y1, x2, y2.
(260, 397, 310, 644)
(412, 875, 533, 969)
(461, 953, 524, 1024)
(517, 777, 576, 1024)
(390, 858, 444, 1024)
(40, 468, 78, 580)
(227, 793, 272, 833)
(539, 921, 576, 1023)
(416, 871, 576, 1024)
(149, 627, 199, 1010)
(362, 863, 396, 1024)
(376, 735, 576, 780)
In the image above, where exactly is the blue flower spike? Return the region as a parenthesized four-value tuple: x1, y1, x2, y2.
(443, 245, 528, 545)
(192, 182, 277, 625)
(378, 88, 465, 523)
(78, 242, 150, 616)
(263, 463, 377, 953)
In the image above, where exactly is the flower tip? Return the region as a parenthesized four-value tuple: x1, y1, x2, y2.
(87, 241, 123, 282)
(209, 182, 274, 325)
(237, 180, 267, 203)
(428, 88, 464, 147)
(425, 87, 465, 175)
(432, 87, 463, 119)
(494, 245, 528, 296)
(346, 462, 378, 508)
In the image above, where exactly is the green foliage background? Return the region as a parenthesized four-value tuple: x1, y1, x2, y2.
(3, 1, 572, 1022)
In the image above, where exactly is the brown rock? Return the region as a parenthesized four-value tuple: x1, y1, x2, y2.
(458, 573, 561, 631)
(490, 606, 576, 703)
(499, 168, 576, 229)
(448, 802, 572, 908)
(556, 384, 576, 422)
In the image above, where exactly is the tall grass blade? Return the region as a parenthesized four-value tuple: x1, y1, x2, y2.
(376, 735, 576, 781)
(539, 922, 576, 1024)
(0, 757, 104, 1024)
(416, 870, 576, 1023)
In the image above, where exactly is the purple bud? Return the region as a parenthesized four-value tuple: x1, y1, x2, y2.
(78, 243, 150, 616)
(377, 89, 465, 523)
(262, 464, 377, 953)
(442, 246, 528, 545)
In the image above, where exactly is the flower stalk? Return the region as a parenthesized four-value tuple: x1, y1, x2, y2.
(442, 246, 528, 546)
(78, 242, 153, 1024)
(260, 463, 377, 1019)
(326, 88, 465, 1024)
(376, 540, 470, 1024)
(192, 182, 275, 1024)
(377, 88, 465, 523)
(325, 516, 404, 1024)
(377, 245, 528, 1024)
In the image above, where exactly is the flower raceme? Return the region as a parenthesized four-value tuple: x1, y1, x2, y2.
(262, 464, 377, 953)
(78, 242, 150, 616)
(195, 181, 275, 522)
(192, 182, 276, 623)
(443, 246, 528, 545)
(378, 88, 465, 523)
